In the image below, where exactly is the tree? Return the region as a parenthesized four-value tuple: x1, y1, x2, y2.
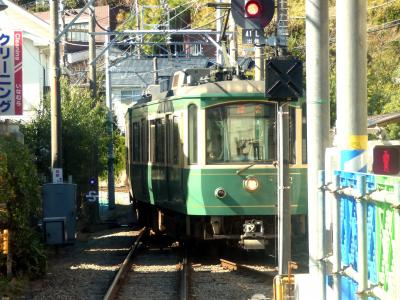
(21, 76, 125, 206)
(0, 136, 46, 277)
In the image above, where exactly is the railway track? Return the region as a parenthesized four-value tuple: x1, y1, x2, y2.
(103, 230, 283, 300)
(103, 229, 190, 300)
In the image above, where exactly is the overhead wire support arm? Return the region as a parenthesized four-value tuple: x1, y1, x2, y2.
(56, 0, 95, 42)
(90, 29, 231, 36)
(90, 30, 229, 66)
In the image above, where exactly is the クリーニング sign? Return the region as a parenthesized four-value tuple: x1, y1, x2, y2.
(0, 31, 23, 116)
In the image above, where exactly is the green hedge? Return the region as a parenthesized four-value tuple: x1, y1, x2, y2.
(0, 136, 45, 277)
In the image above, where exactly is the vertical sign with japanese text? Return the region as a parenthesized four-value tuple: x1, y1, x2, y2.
(0, 31, 23, 116)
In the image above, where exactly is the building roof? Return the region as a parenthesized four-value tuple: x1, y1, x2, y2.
(35, 5, 111, 44)
(110, 56, 210, 87)
(368, 112, 400, 128)
(0, 0, 50, 44)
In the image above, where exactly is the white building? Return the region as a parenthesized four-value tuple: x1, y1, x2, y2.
(0, 0, 50, 122)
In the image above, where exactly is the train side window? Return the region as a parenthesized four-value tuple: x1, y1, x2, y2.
(150, 120, 156, 163)
(173, 116, 180, 165)
(141, 118, 148, 163)
(166, 115, 172, 165)
(289, 107, 296, 164)
(188, 104, 198, 164)
(132, 122, 140, 162)
(302, 102, 307, 164)
(155, 118, 165, 163)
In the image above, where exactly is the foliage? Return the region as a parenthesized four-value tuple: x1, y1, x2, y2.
(21, 77, 125, 199)
(116, 0, 215, 55)
(0, 136, 46, 277)
(287, 0, 400, 136)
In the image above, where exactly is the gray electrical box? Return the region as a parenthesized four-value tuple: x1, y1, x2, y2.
(43, 217, 67, 244)
(43, 183, 77, 244)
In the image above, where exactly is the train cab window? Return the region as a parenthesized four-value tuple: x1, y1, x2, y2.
(206, 103, 276, 164)
(188, 104, 198, 164)
(132, 122, 140, 162)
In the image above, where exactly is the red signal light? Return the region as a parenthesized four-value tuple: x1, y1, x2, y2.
(372, 146, 400, 175)
(245, 0, 262, 17)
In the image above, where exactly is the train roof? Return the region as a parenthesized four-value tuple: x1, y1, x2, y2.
(127, 80, 267, 110)
(172, 80, 265, 99)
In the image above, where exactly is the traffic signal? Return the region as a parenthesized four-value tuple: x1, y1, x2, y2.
(231, 0, 275, 30)
(372, 145, 400, 175)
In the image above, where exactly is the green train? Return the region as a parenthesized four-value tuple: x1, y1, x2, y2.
(125, 68, 307, 249)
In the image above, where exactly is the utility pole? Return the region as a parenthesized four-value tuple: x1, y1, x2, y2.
(254, 46, 264, 80)
(105, 31, 116, 210)
(134, 0, 141, 58)
(215, 0, 223, 65)
(336, 1, 367, 299)
(228, 13, 238, 66)
(89, 3, 96, 98)
(306, 0, 330, 298)
(276, 0, 290, 276)
(50, 0, 62, 171)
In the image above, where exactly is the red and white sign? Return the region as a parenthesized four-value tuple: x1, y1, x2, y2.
(0, 31, 23, 116)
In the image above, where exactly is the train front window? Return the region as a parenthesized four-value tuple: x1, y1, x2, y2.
(206, 103, 276, 164)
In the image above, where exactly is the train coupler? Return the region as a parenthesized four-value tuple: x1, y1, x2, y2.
(239, 219, 266, 250)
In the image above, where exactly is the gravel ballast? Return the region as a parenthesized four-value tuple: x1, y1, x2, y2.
(24, 227, 140, 300)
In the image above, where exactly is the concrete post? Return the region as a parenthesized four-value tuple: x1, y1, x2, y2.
(215, 0, 223, 65)
(336, 1, 367, 296)
(89, 3, 96, 98)
(306, 0, 330, 298)
(50, 0, 62, 170)
(105, 31, 115, 210)
(254, 46, 264, 80)
(336, 0, 368, 173)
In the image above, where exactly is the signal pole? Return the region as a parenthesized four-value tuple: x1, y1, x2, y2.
(276, 0, 290, 276)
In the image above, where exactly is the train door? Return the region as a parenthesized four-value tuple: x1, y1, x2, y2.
(166, 114, 183, 208)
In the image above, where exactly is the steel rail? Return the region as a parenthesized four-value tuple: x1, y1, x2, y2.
(103, 227, 147, 300)
(179, 247, 190, 300)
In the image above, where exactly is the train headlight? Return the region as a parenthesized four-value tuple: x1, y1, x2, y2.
(243, 176, 259, 192)
(215, 187, 227, 199)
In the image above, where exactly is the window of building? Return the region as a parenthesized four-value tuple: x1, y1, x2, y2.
(120, 89, 142, 102)
(188, 104, 198, 164)
(192, 44, 203, 56)
(67, 22, 89, 42)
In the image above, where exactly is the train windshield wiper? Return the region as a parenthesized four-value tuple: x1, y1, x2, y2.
(236, 163, 256, 175)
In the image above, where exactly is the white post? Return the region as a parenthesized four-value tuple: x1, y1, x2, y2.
(336, 1, 368, 297)
(306, 0, 330, 298)
(105, 31, 115, 210)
